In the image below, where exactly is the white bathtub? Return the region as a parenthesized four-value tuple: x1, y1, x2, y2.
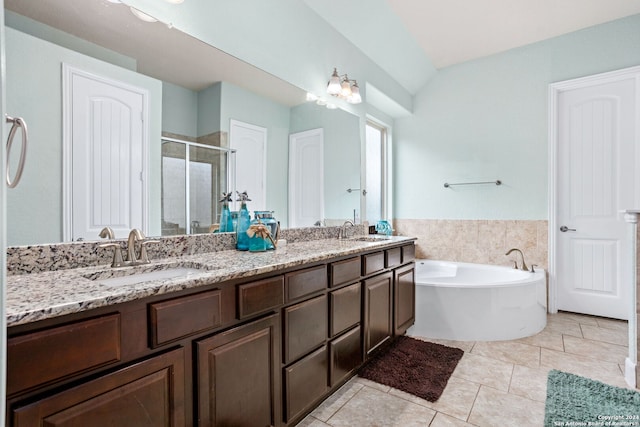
(407, 260, 547, 341)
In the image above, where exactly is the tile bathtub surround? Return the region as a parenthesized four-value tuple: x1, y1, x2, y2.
(393, 219, 548, 270)
(298, 312, 630, 427)
(6, 224, 368, 275)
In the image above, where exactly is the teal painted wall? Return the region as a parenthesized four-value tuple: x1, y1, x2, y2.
(197, 83, 222, 137)
(5, 10, 136, 71)
(394, 14, 640, 220)
(5, 27, 163, 245)
(162, 82, 198, 138)
(290, 103, 361, 221)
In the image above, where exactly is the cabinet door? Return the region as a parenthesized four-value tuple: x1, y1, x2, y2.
(283, 345, 328, 423)
(196, 313, 280, 427)
(12, 348, 186, 427)
(394, 263, 416, 336)
(363, 272, 393, 358)
(329, 325, 362, 387)
(283, 294, 327, 363)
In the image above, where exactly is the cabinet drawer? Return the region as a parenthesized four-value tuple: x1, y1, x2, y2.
(8, 314, 121, 395)
(329, 283, 361, 337)
(363, 251, 385, 276)
(285, 265, 327, 302)
(283, 294, 328, 363)
(238, 276, 285, 319)
(385, 247, 402, 268)
(149, 289, 222, 347)
(330, 257, 360, 287)
(329, 325, 362, 387)
(402, 244, 416, 263)
(12, 347, 185, 427)
(284, 345, 328, 423)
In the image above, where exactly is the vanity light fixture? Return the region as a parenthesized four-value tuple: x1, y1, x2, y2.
(326, 68, 362, 104)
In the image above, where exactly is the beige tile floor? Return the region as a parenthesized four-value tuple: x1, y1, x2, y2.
(296, 312, 633, 427)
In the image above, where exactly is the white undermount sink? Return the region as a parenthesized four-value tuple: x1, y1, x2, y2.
(95, 267, 203, 286)
(84, 263, 208, 287)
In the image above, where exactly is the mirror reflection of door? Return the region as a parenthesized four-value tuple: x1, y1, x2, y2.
(289, 128, 324, 227)
(63, 65, 148, 241)
(230, 120, 267, 211)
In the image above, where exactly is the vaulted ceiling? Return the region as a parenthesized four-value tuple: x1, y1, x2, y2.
(306, 0, 640, 93)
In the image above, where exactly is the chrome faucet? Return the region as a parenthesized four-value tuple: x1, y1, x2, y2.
(505, 248, 529, 272)
(127, 228, 145, 264)
(99, 226, 115, 240)
(127, 228, 160, 265)
(337, 220, 355, 239)
(99, 226, 125, 267)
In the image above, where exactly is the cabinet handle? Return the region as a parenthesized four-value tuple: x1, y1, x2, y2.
(5, 115, 28, 188)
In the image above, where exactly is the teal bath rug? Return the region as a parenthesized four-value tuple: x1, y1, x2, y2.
(544, 370, 640, 427)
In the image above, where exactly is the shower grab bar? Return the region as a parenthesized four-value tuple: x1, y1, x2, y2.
(5, 115, 28, 188)
(444, 180, 501, 188)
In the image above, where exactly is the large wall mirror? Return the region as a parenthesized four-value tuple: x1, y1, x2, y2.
(4, 0, 362, 246)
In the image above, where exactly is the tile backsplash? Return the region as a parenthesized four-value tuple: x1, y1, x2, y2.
(393, 219, 548, 270)
(6, 225, 366, 275)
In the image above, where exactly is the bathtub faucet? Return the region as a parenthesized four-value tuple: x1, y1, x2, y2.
(505, 248, 529, 272)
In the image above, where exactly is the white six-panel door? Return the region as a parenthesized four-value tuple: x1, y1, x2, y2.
(229, 119, 267, 211)
(552, 68, 639, 320)
(64, 65, 148, 241)
(289, 128, 324, 227)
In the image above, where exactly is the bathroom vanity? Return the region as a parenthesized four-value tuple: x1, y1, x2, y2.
(5, 237, 415, 426)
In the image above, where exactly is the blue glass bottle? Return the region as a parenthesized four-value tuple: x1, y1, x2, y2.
(236, 191, 251, 251)
(218, 192, 234, 233)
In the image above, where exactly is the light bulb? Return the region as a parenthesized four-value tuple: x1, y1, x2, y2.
(340, 79, 352, 98)
(347, 81, 362, 104)
(326, 68, 341, 96)
(130, 7, 158, 22)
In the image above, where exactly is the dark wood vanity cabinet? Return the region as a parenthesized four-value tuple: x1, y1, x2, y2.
(196, 313, 280, 427)
(12, 347, 186, 427)
(394, 263, 416, 336)
(6, 241, 415, 427)
(362, 271, 394, 357)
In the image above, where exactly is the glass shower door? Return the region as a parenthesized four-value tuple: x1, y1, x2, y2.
(161, 137, 232, 235)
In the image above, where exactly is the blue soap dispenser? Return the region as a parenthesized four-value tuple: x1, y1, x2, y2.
(236, 191, 251, 251)
(218, 192, 234, 233)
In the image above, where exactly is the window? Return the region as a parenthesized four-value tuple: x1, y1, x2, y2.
(364, 120, 389, 224)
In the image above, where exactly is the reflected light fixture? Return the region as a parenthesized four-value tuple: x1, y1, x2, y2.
(129, 7, 157, 22)
(326, 68, 362, 104)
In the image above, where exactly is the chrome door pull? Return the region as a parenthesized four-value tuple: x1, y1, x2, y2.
(5, 114, 28, 188)
(560, 226, 576, 232)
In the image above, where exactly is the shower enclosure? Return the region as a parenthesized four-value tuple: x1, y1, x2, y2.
(161, 137, 235, 236)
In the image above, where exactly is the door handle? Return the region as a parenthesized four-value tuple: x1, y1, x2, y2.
(560, 226, 576, 232)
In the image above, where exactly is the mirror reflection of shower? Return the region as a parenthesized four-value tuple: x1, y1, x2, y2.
(161, 136, 235, 236)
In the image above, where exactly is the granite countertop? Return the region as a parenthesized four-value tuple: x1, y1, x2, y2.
(6, 236, 415, 328)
